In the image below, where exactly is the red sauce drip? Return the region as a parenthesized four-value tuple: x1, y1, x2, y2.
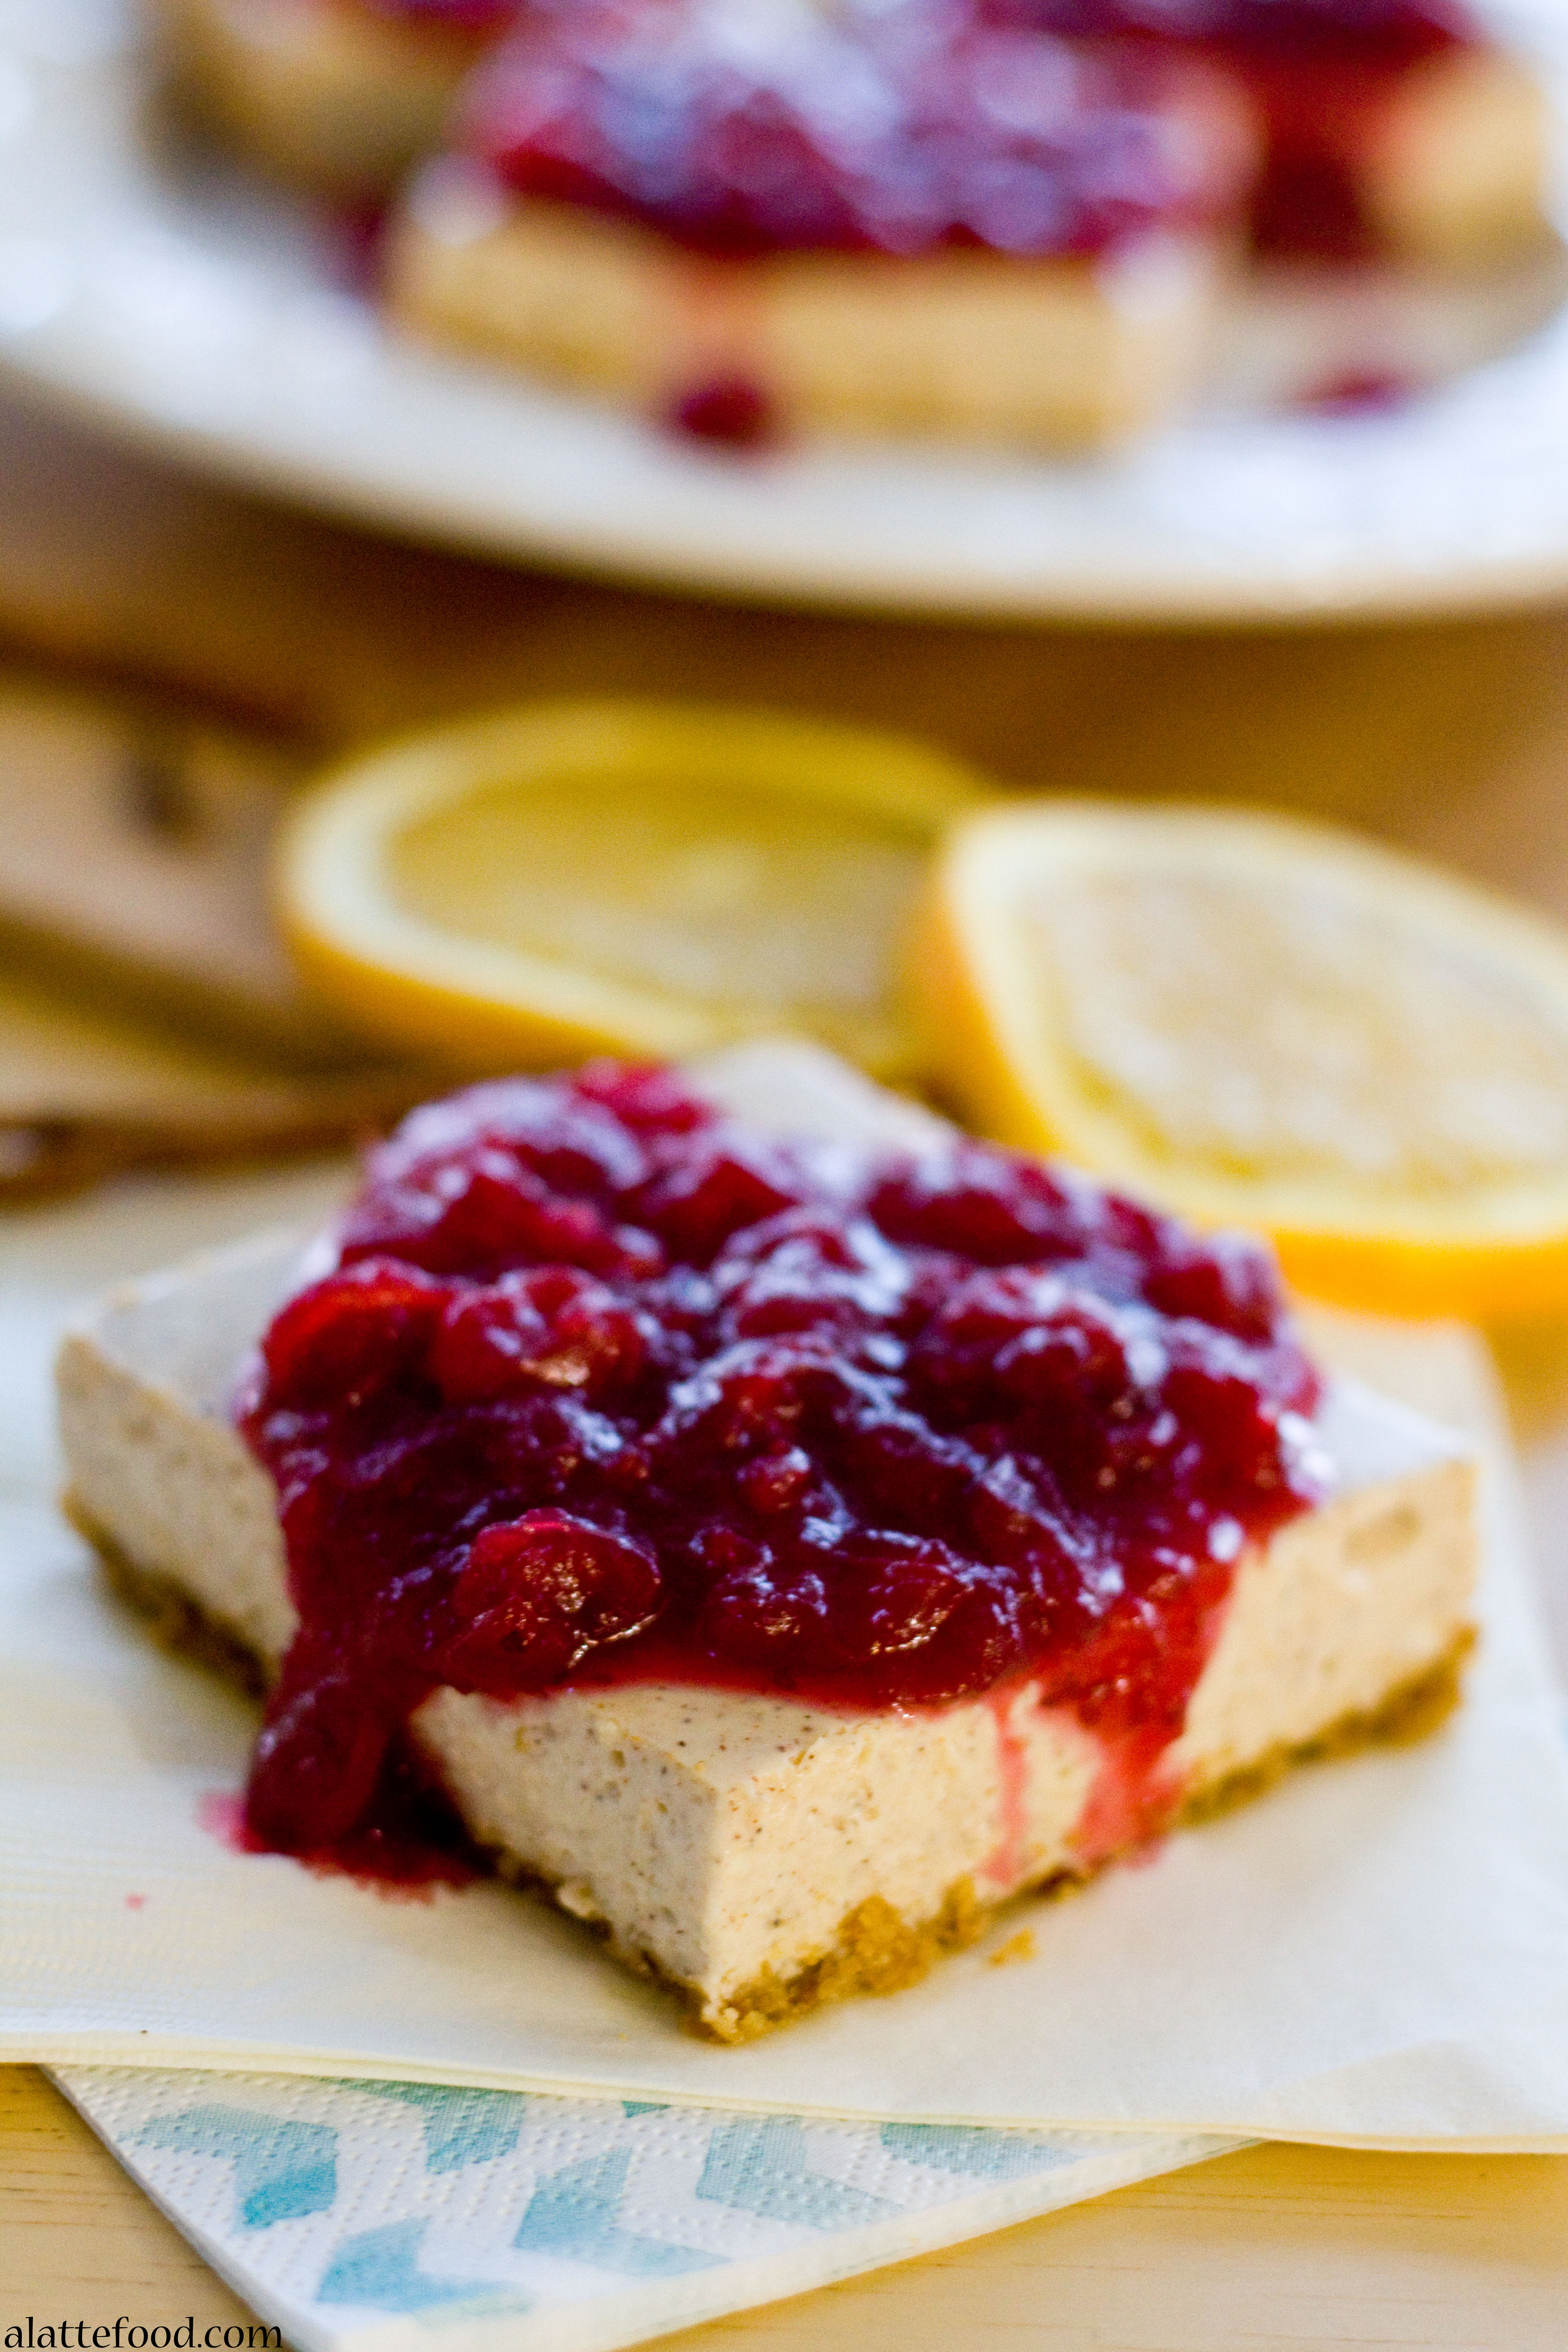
(669, 375, 776, 448)
(1301, 367, 1412, 413)
(200, 1773, 480, 1894)
(980, 1687, 1036, 1888)
(235, 1063, 1327, 1868)
(330, 202, 391, 296)
(1072, 1723, 1183, 1864)
(461, 0, 1255, 261)
(197, 1789, 250, 1849)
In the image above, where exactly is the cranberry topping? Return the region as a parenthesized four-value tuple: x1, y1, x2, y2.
(237, 1062, 1328, 1862)
(460, 0, 1255, 260)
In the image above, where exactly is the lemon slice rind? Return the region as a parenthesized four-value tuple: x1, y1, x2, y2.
(279, 699, 991, 1081)
(921, 800, 1568, 1314)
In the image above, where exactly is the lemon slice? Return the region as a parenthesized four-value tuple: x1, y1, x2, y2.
(919, 800, 1568, 1314)
(278, 700, 989, 1082)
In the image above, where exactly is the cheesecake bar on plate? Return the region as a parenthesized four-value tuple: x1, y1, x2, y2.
(57, 1043, 1477, 2041)
(386, 0, 1554, 446)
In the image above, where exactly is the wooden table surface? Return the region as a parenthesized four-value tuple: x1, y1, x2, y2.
(4, 385, 1568, 2350)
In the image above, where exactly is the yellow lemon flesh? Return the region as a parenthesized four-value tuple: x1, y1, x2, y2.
(279, 700, 989, 1082)
(920, 801, 1568, 1315)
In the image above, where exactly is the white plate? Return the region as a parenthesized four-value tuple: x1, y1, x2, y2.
(2, 0, 1568, 620)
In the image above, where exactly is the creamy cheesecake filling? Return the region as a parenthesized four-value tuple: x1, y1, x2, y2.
(390, 185, 1232, 446)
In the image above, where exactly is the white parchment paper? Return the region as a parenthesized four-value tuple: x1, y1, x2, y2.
(4, 1129, 1568, 2148)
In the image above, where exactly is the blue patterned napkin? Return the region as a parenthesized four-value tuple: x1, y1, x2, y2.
(51, 2067, 1232, 2351)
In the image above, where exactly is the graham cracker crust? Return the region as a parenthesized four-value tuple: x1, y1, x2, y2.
(709, 1627, 1474, 2043)
(73, 1489, 1474, 2044)
(1175, 1625, 1477, 1830)
(705, 1881, 991, 2044)
(73, 1494, 275, 1700)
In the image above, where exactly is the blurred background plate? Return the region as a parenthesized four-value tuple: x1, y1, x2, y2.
(2, 0, 1568, 621)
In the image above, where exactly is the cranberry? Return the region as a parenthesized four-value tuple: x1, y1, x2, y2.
(867, 1145, 1127, 1269)
(1160, 1359, 1292, 1503)
(713, 1210, 908, 1342)
(832, 1538, 970, 1658)
(989, 0, 1467, 59)
(911, 1266, 1134, 1413)
(698, 1554, 833, 1670)
(342, 1148, 602, 1277)
(969, 1451, 1070, 1558)
(828, 1409, 973, 1526)
(632, 1136, 805, 1263)
(375, 1076, 652, 1198)
(431, 1272, 646, 1404)
(658, 1341, 814, 1459)
(572, 1060, 714, 1135)
(431, 1284, 553, 1403)
(738, 1444, 814, 1513)
(891, 1585, 1027, 1706)
(440, 1510, 662, 1692)
(260, 1260, 441, 1410)
(996, 1312, 1134, 1408)
(1143, 1229, 1281, 1340)
(237, 1059, 1326, 1871)
(1302, 370, 1412, 416)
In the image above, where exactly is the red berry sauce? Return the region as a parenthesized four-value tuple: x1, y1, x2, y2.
(1301, 367, 1412, 414)
(669, 375, 776, 449)
(460, 0, 1255, 261)
(236, 1062, 1328, 1867)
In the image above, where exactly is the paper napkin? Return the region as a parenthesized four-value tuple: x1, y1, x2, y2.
(6, 1160, 1568, 2147)
(49, 2065, 1231, 2352)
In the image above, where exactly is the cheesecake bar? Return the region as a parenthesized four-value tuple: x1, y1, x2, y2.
(56, 1044, 1477, 2039)
(152, 0, 519, 196)
(997, 0, 1554, 269)
(386, 0, 1255, 448)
